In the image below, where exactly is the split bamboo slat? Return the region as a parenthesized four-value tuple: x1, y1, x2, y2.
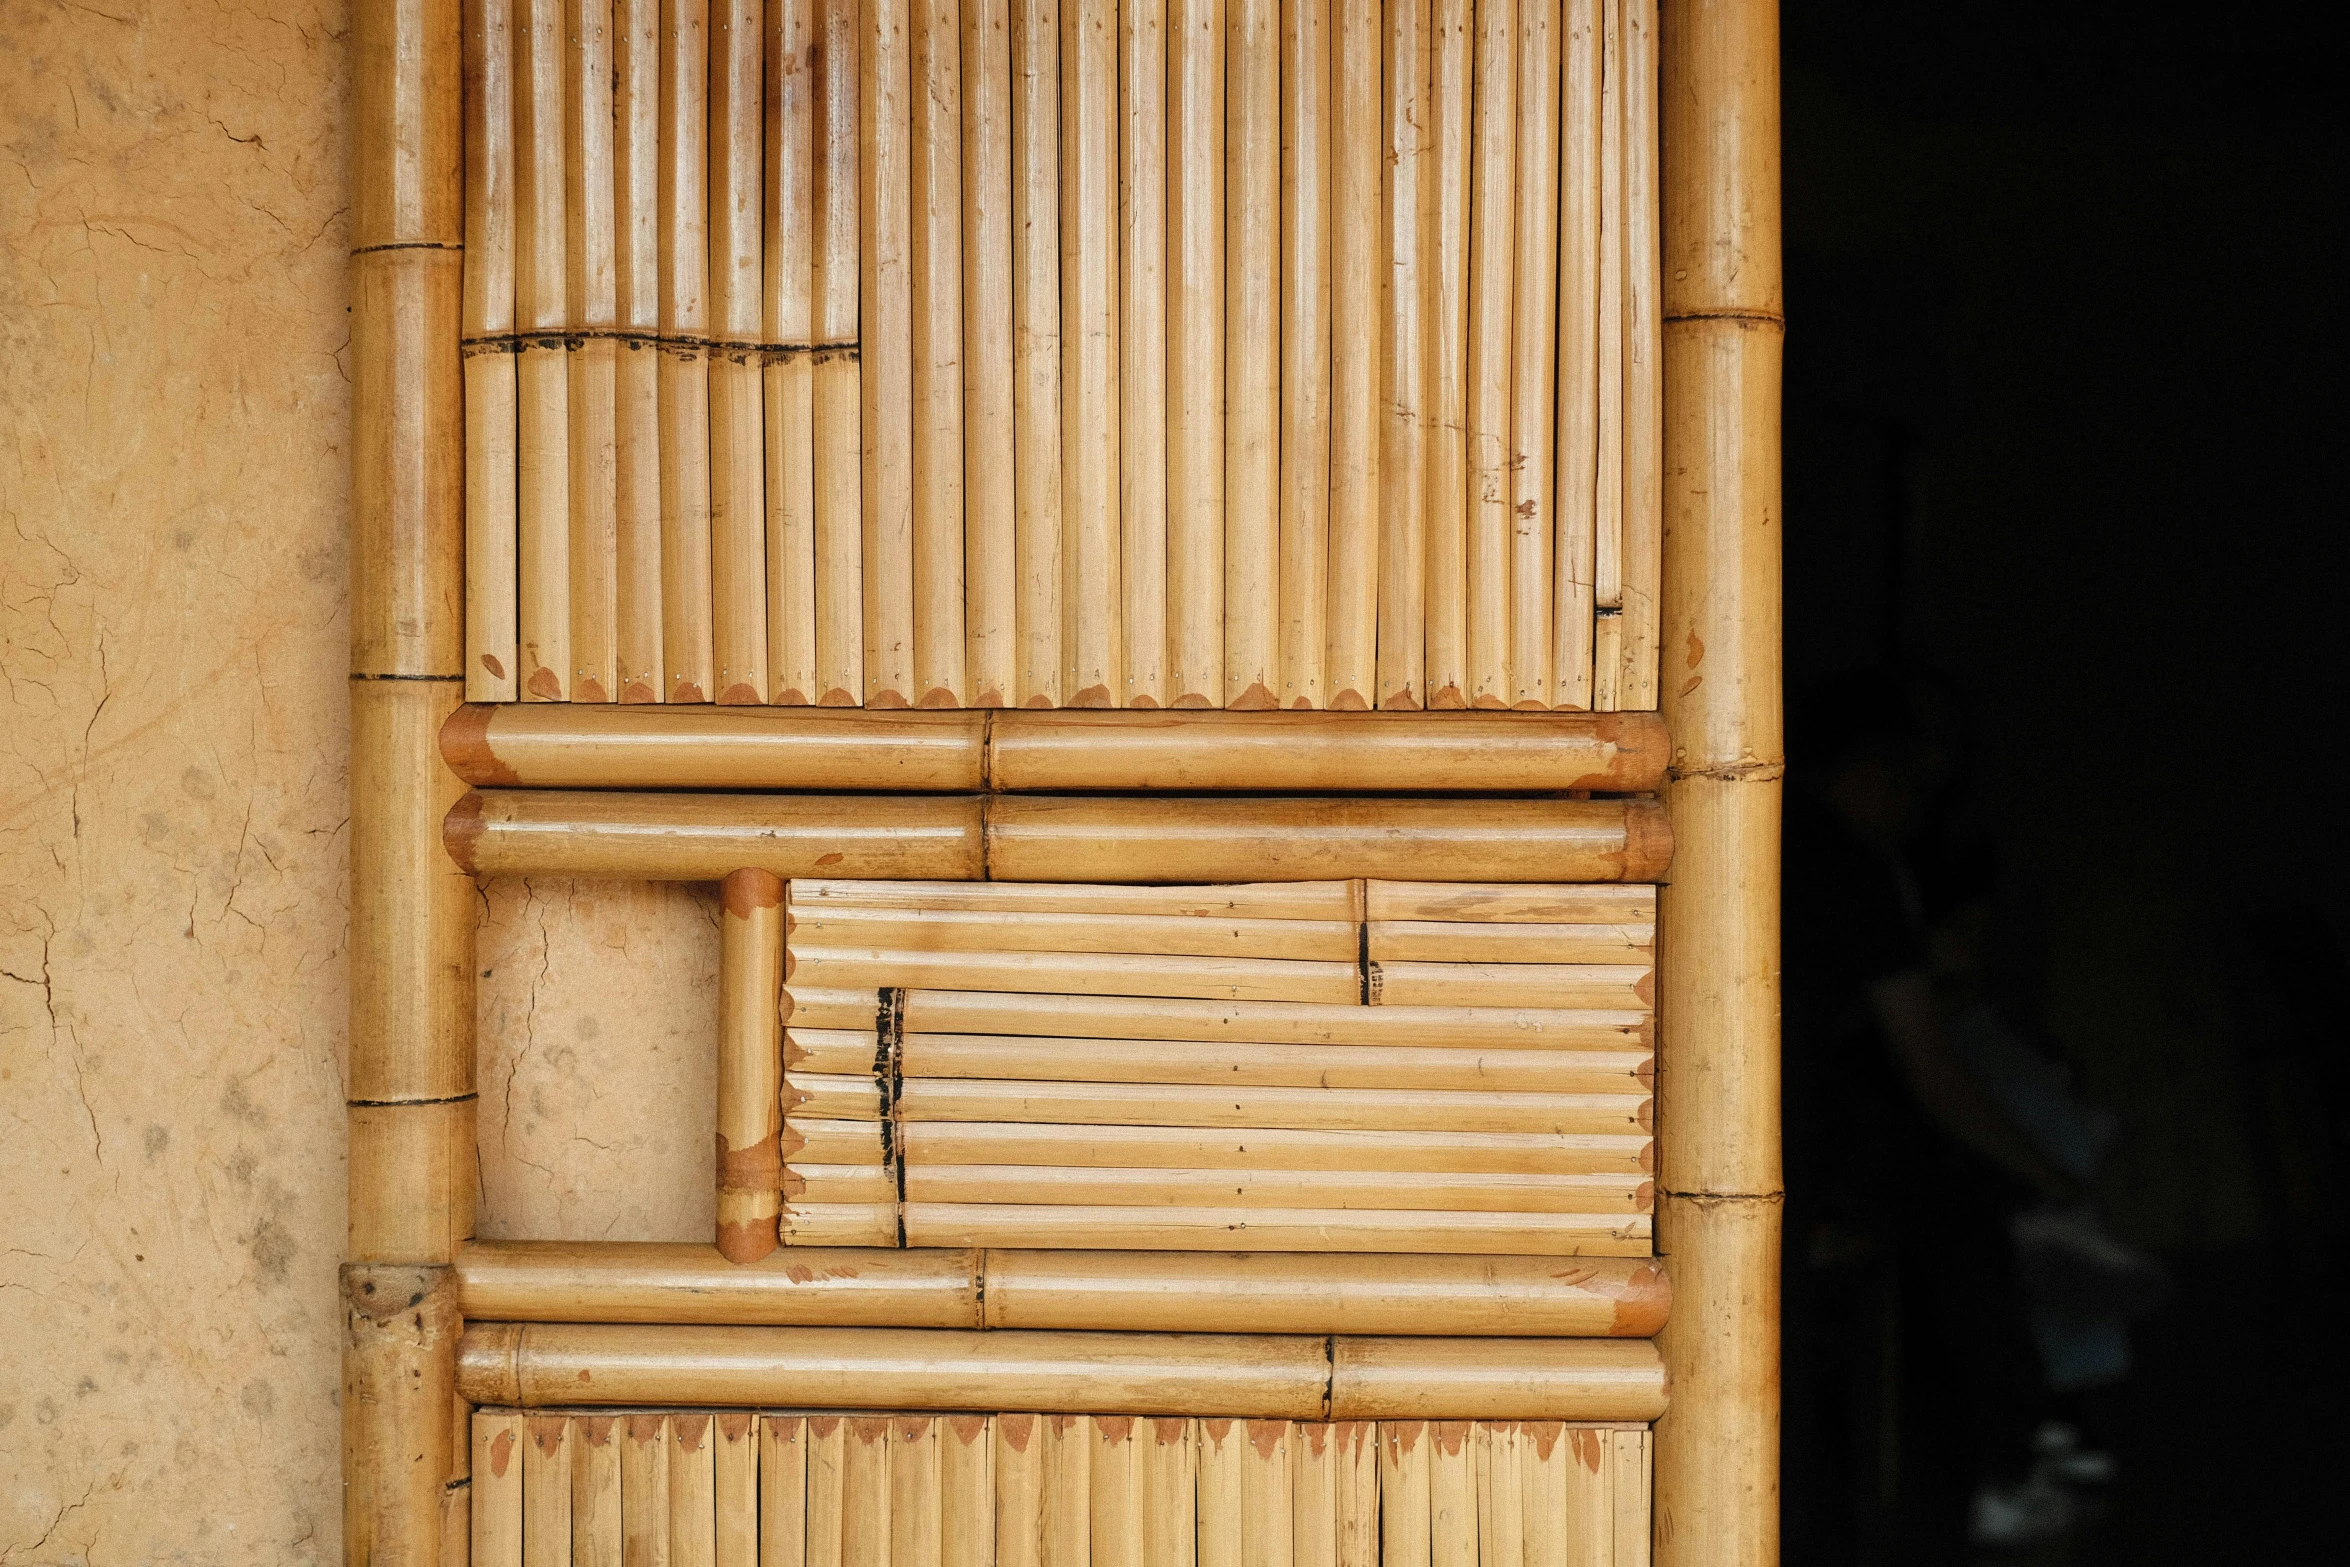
(456, 0, 1664, 708)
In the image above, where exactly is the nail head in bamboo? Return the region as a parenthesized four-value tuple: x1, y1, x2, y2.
(717, 869, 786, 1262)
(344, 1264, 460, 1567)
(355, 0, 464, 250)
(440, 702, 986, 788)
(981, 795, 1672, 883)
(456, 1324, 1332, 1415)
(1327, 1338, 1667, 1422)
(442, 789, 984, 879)
(353, 247, 467, 678)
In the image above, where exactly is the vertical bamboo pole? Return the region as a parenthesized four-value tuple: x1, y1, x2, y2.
(1141, 1419, 1195, 1567)
(912, 0, 969, 706)
(711, 0, 771, 703)
(1379, 1422, 1432, 1567)
(1278, 0, 1331, 711)
(1552, 0, 1599, 710)
(464, 0, 520, 702)
(1043, 1415, 1091, 1567)
(942, 1416, 997, 1567)
(962, 0, 1018, 706)
(1090, 1417, 1141, 1567)
(1655, 0, 1783, 1561)
(996, 1414, 1045, 1567)
(616, 0, 667, 701)
(623, 1415, 672, 1567)
(1166, 0, 1225, 709)
(526, 1415, 575, 1567)
(1196, 1419, 1244, 1567)
(1421, 0, 1471, 709)
(1589, 0, 1624, 711)
(768, 0, 821, 704)
(351, 0, 466, 1555)
(672, 1415, 719, 1567)
(813, 0, 867, 703)
(862, 0, 917, 710)
(1334, 1423, 1377, 1567)
(893, 1416, 945, 1567)
(1011, 0, 1064, 707)
(1060, 0, 1123, 707)
(516, 0, 572, 697)
(764, 1417, 810, 1567)
(567, 0, 621, 704)
(1428, 1422, 1474, 1567)
(576, 1416, 625, 1567)
(1510, 0, 1561, 710)
(717, 1413, 760, 1567)
(475, 1411, 524, 1567)
(1464, 0, 1516, 710)
(1616, 0, 1662, 709)
(1239, 1421, 1293, 1566)
(661, 0, 718, 701)
(809, 1417, 848, 1567)
(1120, 0, 1169, 709)
(1322, 0, 1379, 711)
(844, 1417, 894, 1567)
(1223, 0, 1280, 710)
(1376, 0, 1427, 712)
(717, 868, 785, 1261)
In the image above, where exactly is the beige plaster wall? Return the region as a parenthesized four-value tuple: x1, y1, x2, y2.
(1, 8, 704, 1559)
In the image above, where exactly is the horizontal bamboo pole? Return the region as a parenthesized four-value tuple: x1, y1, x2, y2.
(345, 1264, 461, 1567)
(902, 1165, 1649, 1212)
(1364, 881, 1656, 923)
(782, 1204, 903, 1247)
(788, 946, 1363, 1004)
(900, 1121, 1652, 1174)
(792, 906, 1362, 961)
(898, 1036, 1650, 1092)
(458, 1325, 1333, 1415)
(443, 791, 985, 879)
(1367, 920, 1654, 964)
(895, 1079, 1651, 1135)
(986, 797, 1673, 883)
(982, 1250, 1668, 1337)
(1328, 1338, 1667, 1421)
(798, 880, 1361, 920)
(455, 1240, 979, 1324)
(904, 1204, 1649, 1255)
(440, 704, 986, 788)
(897, 989, 1649, 1050)
(1372, 961, 1652, 1010)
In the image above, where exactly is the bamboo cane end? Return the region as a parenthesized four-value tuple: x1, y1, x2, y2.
(442, 791, 486, 874)
(721, 868, 785, 914)
(438, 703, 518, 785)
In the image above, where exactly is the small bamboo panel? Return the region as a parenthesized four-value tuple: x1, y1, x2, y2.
(461, 0, 1662, 711)
(471, 1409, 1652, 1564)
(781, 878, 1654, 1253)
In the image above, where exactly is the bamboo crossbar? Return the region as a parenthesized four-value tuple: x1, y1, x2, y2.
(457, 1323, 1670, 1420)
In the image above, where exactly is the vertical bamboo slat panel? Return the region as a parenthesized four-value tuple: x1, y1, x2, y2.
(1011, 0, 1064, 707)
(1141, 1418, 1195, 1566)
(912, 0, 969, 706)
(566, 0, 621, 704)
(1476, 1420, 1524, 1565)
(1337, 1423, 1379, 1566)
(661, 0, 718, 700)
(1119, 0, 1170, 710)
(1552, 0, 1599, 711)
(1462, 0, 1515, 710)
(962, 0, 1019, 706)
(1278, 0, 1331, 712)
(1421, 0, 1471, 710)
(1376, 0, 1427, 712)
(1615, 0, 1661, 711)
(1510, 0, 1561, 711)
(711, 0, 770, 703)
(768, 0, 821, 703)
(1323, 0, 1379, 710)
(996, 1413, 1044, 1567)
(1222, 0, 1280, 710)
(813, 0, 866, 703)
(1044, 1415, 1092, 1567)
(516, 0, 572, 698)
(1292, 1421, 1337, 1567)
(1655, 0, 1784, 1560)
(464, 0, 521, 701)
(1059, 0, 1122, 707)
(1166, 0, 1225, 709)
(617, 0, 667, 701)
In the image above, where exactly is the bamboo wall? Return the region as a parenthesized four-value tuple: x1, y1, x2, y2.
(463, 0, 1662, 712)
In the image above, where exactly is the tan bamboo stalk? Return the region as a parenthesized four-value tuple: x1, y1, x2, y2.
(809, 878, 1359, 920)
(962, 0, 1018, 705)
(438, 701, 984, 788)
(671, 1414, 718, 1567)
(515, 0, 572, 697)
(1554, 0, 1600, 710)
(1057, 0, 1122, 708)
(442, 788, 984, 877)
(1365, 880, 1654, 922)
(807, 1417, 847, 1567)
(790, 1165, 903, 1202)
(1376, 0, 1428, 712)
(1119, 0, 1169, 710)
(901, 1038, 1645, 1092)
(1371, 961, 1651, 1010)
(1429, 1420, 1474, 1563)
(1367, 920, 1653, 964)
(717, 868, 786, 1261)
(709, 0, 769, 704)
(474, 1410, 524, 1567)
(892, 1080, 1649, 1133)
(813, 0, 866, 704)
(907, 1206, 1647, 1255)
(1521, 1422, 1571, 1567)
(1616, 0, 1661, 710)
(782, 1071, 885, 1120)
(1563, 1427, 1612, 1567)
(1464, 0, 1516, 709)
(1090, 1416, 1139, 1567)
(574, 1416, 624, 1567)
(897, 986, 1635, 1050)
(912, 0, 969, 707)
(789, 1120, 890, 1163)
(348, 1099, 476, 1269)
(763, 1416, 810, 1567)
(1332, 1340, 1668, 1422)
(1238, 1421, 1291, 1562)
(565, 0, 620, 702)
(768, 0, 821, 704)
(1592, 0, 1624, 636)
(1422, 0, 1472, 709)
(1222, 0, 1280, 709)
(1511, 0, 1562, 709)
(801, 905, 1358, 958)
(524, 1414, 573, 1567)
(995, 1414, 1045, 1567)
(1610, 1428, 1652, 1567)
(908, 1165, 1645, 1212)
(716, 1413, 759, 1567)
(661, 0, 717, 701)
(1336, 1422, 1378, 1565)
(783, 1204, 904, 1246)
(1479, 1420, 1525, 1561)
(1142, 1419, 1196, 1559)
(615, 0, 665, 701)
(1010, 0, 1064, 707)
(842, 1418, 890, 1567)
(980, 794, 1673, 883)
(1294, 1421, 1337, 1565)
(1278, 0, 1331, 711)
(1654, 0, 1782, 1558)
(464, 0, 520, 701)
(787, 946, 1361, 1002)
(622, 1415, 671, 1567)
(943, 1416, 996, 1567)
(1043, 1415, 1090, 1567)
(1323, 0, 1380, 709)
(1379, 1422, 1433, 1567)
(1196, 1419, 1243, 1567)
(982, 1249, 1669, 1336)
(345, 1265, 462, 1566)
(1167, 0, 1225, 711)
(903, 1121, 1650, 1176)
(889, 1417, 943, 1564)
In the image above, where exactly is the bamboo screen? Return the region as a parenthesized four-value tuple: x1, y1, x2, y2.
(473, 1410, 1654, 1563)
(778, 878, 1656, 1253)
(463, 0, 1660, 713)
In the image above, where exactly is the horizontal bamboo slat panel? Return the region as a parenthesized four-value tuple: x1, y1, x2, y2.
(904, 1205, 1649, 1255)
(458, 1325, 1666, 1418)
(468, 1411, 1655, 1563)
(459, 2, 1663, 711)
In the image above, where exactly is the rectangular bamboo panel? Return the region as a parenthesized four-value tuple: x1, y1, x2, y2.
(1462, 0, 1515, 710)
(862, 0, 918, 708)
(1421, 0, 1472, 710)
(574, 1415, 623, 1567)
(1552, 0, 1599, 711)
(1224, 0, 1279, 709)
(1278, 0, 1331, 712)
(1614, 0, 1660, 712)
(1510, 0, 1561, 711)
(523, 1413, 572, 1566)
(763, 1415, 810, 1566)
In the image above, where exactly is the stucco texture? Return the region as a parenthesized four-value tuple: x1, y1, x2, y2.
(1, 7, 709, 1560)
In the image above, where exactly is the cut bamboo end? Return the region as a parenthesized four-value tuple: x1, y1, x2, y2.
(1328, 1337, 1667, 1422)
(344, 1264, 461, 1567)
